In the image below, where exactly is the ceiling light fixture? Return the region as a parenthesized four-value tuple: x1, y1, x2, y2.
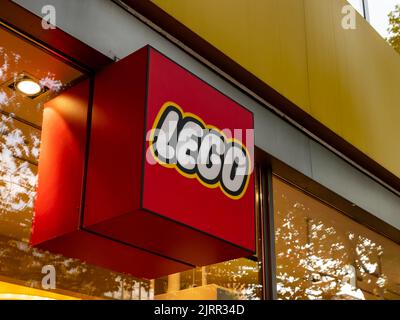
(16, 79, 42, 96)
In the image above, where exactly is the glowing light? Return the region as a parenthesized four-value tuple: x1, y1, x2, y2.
(0, 293, 54, 300)
(16, 79, 41, 96)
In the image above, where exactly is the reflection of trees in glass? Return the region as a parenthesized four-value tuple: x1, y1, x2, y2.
(0, 46, 150, 299)
(0, 47, 40, 241)
(387, 4, 400, 54)
(275, 199, 349, 300)
(0, 234, 149, 299)
(275, 190, 389, 300)
(158, 259, 262, 300)
(205, 259, 262, 300)
(0, 114, 38, 241)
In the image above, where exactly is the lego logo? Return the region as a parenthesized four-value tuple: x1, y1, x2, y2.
(149, 102, 251, 199)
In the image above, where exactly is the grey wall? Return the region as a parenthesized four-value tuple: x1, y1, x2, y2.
(13, 0, 400, 230)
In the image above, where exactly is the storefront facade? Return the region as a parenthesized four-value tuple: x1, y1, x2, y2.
(0, 0, 399, 299)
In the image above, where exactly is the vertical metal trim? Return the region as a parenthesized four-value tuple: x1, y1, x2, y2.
(78, 75, 95, 228)
(259, 165, 277, 300)
(362, 0, 370, 21)
(254, 165, 264, 299)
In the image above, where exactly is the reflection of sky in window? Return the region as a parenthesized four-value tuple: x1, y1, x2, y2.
(348, 0, 400, 39)
(348, 0, 364, 15)
(367, 0, 400, 38)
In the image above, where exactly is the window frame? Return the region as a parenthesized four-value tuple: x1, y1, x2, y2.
(255, 146, 400, 300)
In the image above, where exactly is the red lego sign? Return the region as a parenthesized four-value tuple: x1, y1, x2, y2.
(31, 46, 255, 278)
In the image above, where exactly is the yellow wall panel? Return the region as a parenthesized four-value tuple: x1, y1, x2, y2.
(333, 0, 400, 175)
(0, 280, 79, 300)
(275, 0, 310, 111)
(150, 0, 310, 111)
(304, 0, 342, 134)
(151, 0, 400, 177)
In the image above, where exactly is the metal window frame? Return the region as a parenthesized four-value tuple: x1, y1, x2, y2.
(362, 0, 370, 21)
(255, 145, 400, 300)
(256, 165, 277, 300)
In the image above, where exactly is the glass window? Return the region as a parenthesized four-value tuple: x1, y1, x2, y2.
(273, 176, 400, 300)
(347, 0, 365, 16)
(0, 24, 149, 300)
(366, 0, 400, 39)
(347, 0, 400, 53)
(153, 258, 262, 300)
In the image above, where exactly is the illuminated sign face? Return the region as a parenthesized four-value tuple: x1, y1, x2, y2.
(32, 46, 255, 279)
(150, 102, 251, 199)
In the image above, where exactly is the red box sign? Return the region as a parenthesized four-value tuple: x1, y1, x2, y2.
(31, 46, 255, 278)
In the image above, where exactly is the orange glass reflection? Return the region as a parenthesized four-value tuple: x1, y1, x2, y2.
(0, 25, 150, 300)
(273, 176, 400, 300)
